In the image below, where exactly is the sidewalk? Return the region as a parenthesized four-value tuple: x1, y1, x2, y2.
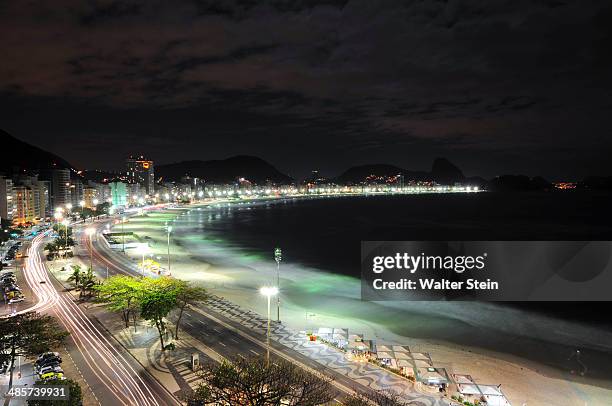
(88, 302, 222, 403)
(0, 357, 35, 406)
(197, 296, 449, 405)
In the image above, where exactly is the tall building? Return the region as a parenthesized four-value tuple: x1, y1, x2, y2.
(126, 155, 155, 195)
(0, 176, 15, 222)
(38, 180, 51, 217)
(13, 185, 35, 224)
(83, 186, 98, 208)
(94, 183, 111, 203)
(42, 168, 71, 210)
(110, 181, 128, 207)
(70, 177, 84, 207)
(17, 175, 49, 220)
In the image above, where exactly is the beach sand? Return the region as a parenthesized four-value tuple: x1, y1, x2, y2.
(114, 205, 612, 406)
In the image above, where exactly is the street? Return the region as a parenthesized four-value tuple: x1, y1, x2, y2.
(20, 232, 181, 406)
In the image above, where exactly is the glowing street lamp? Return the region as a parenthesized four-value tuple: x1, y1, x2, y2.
(121, 216, 127, 252)
(85, 227, 96, 271)
(137, 244, 150, 276)
(260, 286, 278, 366)
(61, 220, 70, 257)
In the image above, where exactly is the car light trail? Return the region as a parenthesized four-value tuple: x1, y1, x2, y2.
(18, 232, 162, 406)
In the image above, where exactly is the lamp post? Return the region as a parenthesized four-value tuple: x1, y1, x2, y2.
(61, 220, 70, 258)
(274, 248, 282, 322)
(53, 212, 63, 257)
(260, 286, 278, 366)
(92, 199, 99, 220)
(85, 227, 95, 271)
(121, 216, 126, 252)
(166, 224, 172, 274)
(79, 200, 85, 219)
(137, 245, 149, 277)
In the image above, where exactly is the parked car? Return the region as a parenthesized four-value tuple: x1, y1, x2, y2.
(38, 365, 63, 377)
(37, 352, 61, 364)
(40, 370, 64, 380)
(36, 358, 61, 370)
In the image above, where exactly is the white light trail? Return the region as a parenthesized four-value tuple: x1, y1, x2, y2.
(18, 233, 161, 406)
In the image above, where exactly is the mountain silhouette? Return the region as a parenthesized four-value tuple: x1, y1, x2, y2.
(0, 129, 74, 174)
(156, 155, 293, 184)
(334, 158, 469, 185)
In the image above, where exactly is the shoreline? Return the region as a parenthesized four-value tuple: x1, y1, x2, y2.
(113, 200, 612, 406)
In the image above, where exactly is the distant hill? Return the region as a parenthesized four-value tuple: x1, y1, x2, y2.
(578, 176, 612, 190)
(0, 129, 74, 174)
(489, 175, 552, 191)
(156, 155, 292, 184)
(82, 169, 123, 183)
(334, 158, 469, 185)
(431, 157, 464, 184)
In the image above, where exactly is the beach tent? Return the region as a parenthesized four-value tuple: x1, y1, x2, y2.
(454, 374, 512, 406)
(417, 367, 450, 386)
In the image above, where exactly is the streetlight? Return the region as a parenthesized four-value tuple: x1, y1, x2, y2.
(61, 220, 70, 258)
(85, 227, 95, 271)
(79, 200, 85, 218)
(166, 223, 172, 274)
(274, 248, 282, 322)
(121, 216, 127, 252)
(137, 244, 150, 277)
(260, 286, 278, 366)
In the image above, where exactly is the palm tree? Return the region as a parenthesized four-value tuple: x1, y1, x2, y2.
(80, 268, 97, 298)
(66, 265, 83, 293)
(44, 242, 59, 259)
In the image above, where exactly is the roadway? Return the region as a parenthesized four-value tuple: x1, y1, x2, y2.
(82, 217, 444, 406)
(20, 232, 181, 406)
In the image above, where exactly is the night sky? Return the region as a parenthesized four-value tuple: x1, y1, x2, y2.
(1, 0, 611, 180)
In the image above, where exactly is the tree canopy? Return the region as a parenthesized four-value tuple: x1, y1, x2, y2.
(95, 275, 208, 349)
(191, 356, 335, 406)
(0, 312, 69, 389)
(28, 378, 83, 406)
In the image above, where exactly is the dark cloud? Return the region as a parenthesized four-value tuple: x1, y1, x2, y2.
(0, 0, 611, 179)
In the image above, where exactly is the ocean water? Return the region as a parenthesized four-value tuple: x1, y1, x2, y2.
(169, 191, 612, 380)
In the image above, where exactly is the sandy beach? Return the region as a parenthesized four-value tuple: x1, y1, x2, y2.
(113, 203, 612, 406)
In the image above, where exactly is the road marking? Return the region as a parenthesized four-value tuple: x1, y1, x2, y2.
(249, 349, 259, 356)
(218, 341, 226, 347)
(191, 306, 357, 398)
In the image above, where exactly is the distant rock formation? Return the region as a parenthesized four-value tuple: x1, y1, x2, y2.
(578, 176, 612, 190)
(156, 155, 292, 184)
(489, 175, 552, 191)
(431, 157, 465, 184)
(334, 158, 468, 185)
